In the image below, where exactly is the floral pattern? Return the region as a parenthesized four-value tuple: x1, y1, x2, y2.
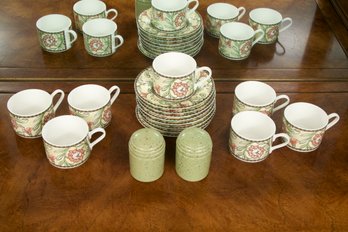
(74, 12, 105, 31)
(151, 7, 188, 31)
(232, 95, 274, 116)
(10, 105, 55, 138)
(38, 30, 66, 52)
(229, 129, 271, 162)
(172, 81, 190, 97)
(219, 36, 253, 60)
(84, 34, 112, 57)
(283, 118, 327, 152)
(44, 138, 90, 169)
(206, 15, 236, 38)
(249, 19, 280, 44)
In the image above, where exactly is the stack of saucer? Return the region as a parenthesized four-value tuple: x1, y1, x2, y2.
(134, 67, 216, 137)
(137, 8, 204, 59)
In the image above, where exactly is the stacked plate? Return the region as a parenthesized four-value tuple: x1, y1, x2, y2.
(134, 67, 216, 137)
(137, 8, 204, 59)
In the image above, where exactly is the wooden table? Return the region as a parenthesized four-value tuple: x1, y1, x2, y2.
(0, 0, 347, 231)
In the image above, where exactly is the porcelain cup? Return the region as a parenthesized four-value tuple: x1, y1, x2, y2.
(206, 3, 246, 38)
(68, 84, 120, 130)
(36, 14, 77, 53)
(229, 111, 290, 163)
(42, 115, 106, 169)
(151, 0, 199, 31)
(7, 89, 64, 138)
(82, 18, 124, 57)
(249, 8, 292, 44)
(152, 52, 212, 101)
(233, 81, 290, 116)
(219, 22, 264, 60)
(73, 0, 118, 32)
(282, 102, 340, 152)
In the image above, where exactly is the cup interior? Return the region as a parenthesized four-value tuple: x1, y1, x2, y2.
(152, 0, 186, 11)
(7, 89, 52, 116)
(284, 102, 329, 130)
(207, 3, 238, 19)
(68, 84, 110, 111)
(73, 0, 106, 15)
(42, 115, 89, 146)
(235, 81, 276, 106)
(231, 111, 275, 141)
(153, 52, 196, 77)
(249, 8, 282, 25)
(220, 22, 254, 40)
(82, 18, 116, 36)
(36, 14, 71, 32)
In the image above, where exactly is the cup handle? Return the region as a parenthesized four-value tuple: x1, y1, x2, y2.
(106, 9, 118, 21)
(50, 89, 65, 112)
(273, 95, 290, 113)
(270, 133, 290, 153)
(237, 7, 246, 21)
(326, 113, 340, 130)
(113, 34, 124, 50)
(279, 17, 292, 33)
(109, 85, 121, 105)
(88, 128, 106, 150)
(186, 0, 199, 15)
(68, 30, 77, 44)
(194, 66, 212, 90)
(252, 29, 264, 46)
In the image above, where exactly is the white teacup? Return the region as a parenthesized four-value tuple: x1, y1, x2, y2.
(249, 8, 292, 44)
(42, 115, 106, 169)
(233, 81, 290, 116)
(36, 14, 77, 53)
(73, 0, 118, 32)
(82, 18, 124, 57)
(229, 111, 290, 163)
(68, 84, 120, 130)
(152, 52, 212, 101)
(7, 89, 64, 138)
(283, 102, 340, 152)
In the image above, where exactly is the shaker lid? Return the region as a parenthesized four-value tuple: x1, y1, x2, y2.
(129, 128, 165, 155)
(176, 127, 213, 154)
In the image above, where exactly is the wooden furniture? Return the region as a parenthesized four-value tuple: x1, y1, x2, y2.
(0, 0, 347, 231)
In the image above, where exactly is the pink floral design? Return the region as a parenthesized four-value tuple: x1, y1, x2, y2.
(290, 137, 298, 147)
(24, 128, 33, 136)
(240, 41, 252, 56)
(174, 12, 185, 27)
(229, 143, 237, 153)
(89, 39, 103, 52)
(48, 154, 55, 163)
(43, 34, 57, 48)
(266, 26, 278, 41)
(154, 84, 161, 95)
(43, 111, 55, 124)
(156, 12, 164, 20)
(87, 121, 94, 130)
(11, 118, 18, 130)
(247, 144, 266, 159)
(172, 82, 190, 97)
(102, 106, 112, 123)
(225, 39, 232, 48)
(259, 108, 270, 115)
(67, 148, 85, 163)
(311, 132, 324, 146)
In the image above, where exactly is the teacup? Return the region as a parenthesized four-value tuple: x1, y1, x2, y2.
(82, 18, 124, 57)
(73, 0, 118, 32)
(42, 115, 106, 169)
(36, 14, 77, 53)
(283, 102, 340, 152)
(219, 22, 264, 60)
(7, 89, 64, 138)
(152, 52, 212, 101)
(249, 8, 292, 44)
(151, 0, 199, 31)
(233, 81, 290, 116)
(229, 111, 290, 163)
(68, 84, 120, 130)
(206, 3, 246, 38)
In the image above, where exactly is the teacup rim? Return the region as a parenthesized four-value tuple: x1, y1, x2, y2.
(220, 22, 255, 41)
(151, 0, 187, 12)
(36, 14, 71, 33)
(249, 8, 283, 25)
(82, 18, 117, 37)
(235, 81, 277, 106)
(207, 3, 239, 20)
(73, 0, 106, 16)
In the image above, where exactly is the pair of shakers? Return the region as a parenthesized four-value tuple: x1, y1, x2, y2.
(7, 84, 120, 169)
(229, 81, 340, 163)
(36, 0, 124, 57)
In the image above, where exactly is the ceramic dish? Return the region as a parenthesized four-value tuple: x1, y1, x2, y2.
(139, 38, 204, 54)
(139, 33, 204, 50)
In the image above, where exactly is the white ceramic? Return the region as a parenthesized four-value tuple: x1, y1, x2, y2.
(7, 89, 64, 138)
(82, 18, 124, 57)
(206, 3, 245, 38)
(73, 0, 118, 31)
(249, 8, 292, 44)
(152, 52, 212, 100)
(68, 84, 120, 130)
(219, 22, 264, 60)
(36, 14, 77, 53)
(229, 111, 290, 163)
(233, 81, 290, 115)
(283, 102, 340, 152)
(42, 115, 106, 169)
